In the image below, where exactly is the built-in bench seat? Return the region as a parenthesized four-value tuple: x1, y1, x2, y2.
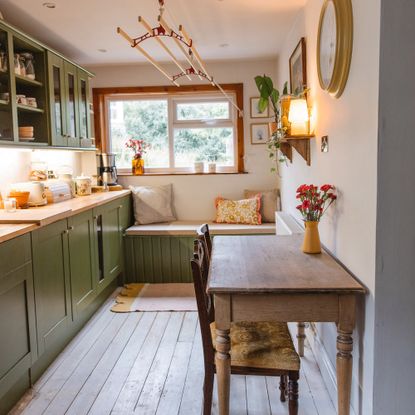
(124, 220, 276, 284)
(125, 220, 276, 236)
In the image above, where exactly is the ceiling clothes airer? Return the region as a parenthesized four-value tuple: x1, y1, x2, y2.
(117, 0, 244, 117)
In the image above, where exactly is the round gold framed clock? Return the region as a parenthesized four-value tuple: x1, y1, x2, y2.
(317, 0, 353, 98)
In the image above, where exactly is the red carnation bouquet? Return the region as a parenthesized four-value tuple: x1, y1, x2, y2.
(296, 184, 337, 222)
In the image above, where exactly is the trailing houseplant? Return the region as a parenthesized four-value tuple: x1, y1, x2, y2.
(295, 184, 337, 254)
(254, 75, 310, 173)
(254, 75, 289, 172)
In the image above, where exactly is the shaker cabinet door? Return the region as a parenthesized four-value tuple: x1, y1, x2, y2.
(47, 52, 67, 146)
(32, 219, 72, 357)
(67, 210, 98, 320)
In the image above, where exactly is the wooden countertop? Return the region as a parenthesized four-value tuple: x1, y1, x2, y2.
(0, 223, 39, 244)
(0, 190, 130, 242)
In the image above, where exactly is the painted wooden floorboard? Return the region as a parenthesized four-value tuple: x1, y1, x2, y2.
(88, 312, 157, 415)
(12, 300, 336, 415)
(134, 312, 185, 415)
(65, 313, 144, 415)
(112, 312, 172, 413)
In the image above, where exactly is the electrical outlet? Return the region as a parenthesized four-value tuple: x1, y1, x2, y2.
(321, 136, 329, 152)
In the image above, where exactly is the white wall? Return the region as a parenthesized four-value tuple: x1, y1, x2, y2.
(276, 0, 380, 413)
(0, 148, 83, 197)
(87, 59, 279, 220)
(373, 0, 415, 413)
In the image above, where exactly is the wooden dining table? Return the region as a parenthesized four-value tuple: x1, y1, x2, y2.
(207, 234, 366, 415)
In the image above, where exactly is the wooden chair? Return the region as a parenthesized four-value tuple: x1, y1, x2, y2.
(197, 223, 212, 259)
(191, 237, 301, 415)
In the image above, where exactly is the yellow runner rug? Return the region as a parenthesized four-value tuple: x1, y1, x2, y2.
(111, 283, 197, 313)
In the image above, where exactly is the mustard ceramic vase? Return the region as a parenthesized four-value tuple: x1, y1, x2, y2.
(132, 155, 144, 175)
(302, 221, 321, 254)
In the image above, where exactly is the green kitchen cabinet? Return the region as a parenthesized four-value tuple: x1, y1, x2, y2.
(94, 200, 123, 293)
(47, 52, 67, 146)
(0, 19, 94, 150)
(67, 210, 98, 320)
(63, 61, 80, 148)
(0, 234, 37, 415)
(77, 68, 93, 148)
(31, 219, 72, 357)
(119, 195, 133, 232)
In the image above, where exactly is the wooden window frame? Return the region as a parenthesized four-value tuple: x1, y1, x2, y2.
(92, 83, 245, 173)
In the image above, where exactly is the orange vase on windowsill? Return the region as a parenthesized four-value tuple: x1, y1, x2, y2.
(132, 154, 145, 175)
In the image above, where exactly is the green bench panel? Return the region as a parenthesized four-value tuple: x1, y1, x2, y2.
(125, 236, 194, 283)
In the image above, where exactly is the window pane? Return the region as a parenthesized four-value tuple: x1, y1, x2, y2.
(174, 128, 234, 167)
(109, 99, 169, 169)
(176, 101, 229, 121)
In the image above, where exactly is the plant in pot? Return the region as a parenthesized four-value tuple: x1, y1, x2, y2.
(296, 184, 337, 254)
(254, 75, 289, 172)
(125, 138, 150, 175)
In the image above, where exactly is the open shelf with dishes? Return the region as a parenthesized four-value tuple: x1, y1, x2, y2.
(13, 33, 48, 144)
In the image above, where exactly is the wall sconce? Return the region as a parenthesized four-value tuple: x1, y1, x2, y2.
(288, 98, 310, 136)
(278, 97, 315, 166)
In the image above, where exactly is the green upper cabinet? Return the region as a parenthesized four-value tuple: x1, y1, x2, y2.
(0, 27, 15, 143)
(0, 20, 94, 150)
(47, 52, 67, 146)
(64, 61, 80, 148)
(67, 210, 98, 320)
(77, 68, 93, 148)
(47, 51, 93, 149)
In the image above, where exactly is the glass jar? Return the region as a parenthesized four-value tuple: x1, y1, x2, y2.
(21, 52, 35, 80)
(14, 54, 20, 75)
(18, 55, 26, 77)
(0, 48, 7, 72)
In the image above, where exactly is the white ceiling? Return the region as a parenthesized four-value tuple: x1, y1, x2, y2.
(0, 0, 306, 65)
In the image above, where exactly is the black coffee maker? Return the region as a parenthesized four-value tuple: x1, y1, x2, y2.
(96, 153, 118, 186)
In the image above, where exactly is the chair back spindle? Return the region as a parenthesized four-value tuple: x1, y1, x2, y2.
(191, 238, 215, 365)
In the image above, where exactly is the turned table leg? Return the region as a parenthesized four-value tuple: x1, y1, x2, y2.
(337, 295, 356, 415)
(297, 322, 306, 357)
(215, 294, 231, 415)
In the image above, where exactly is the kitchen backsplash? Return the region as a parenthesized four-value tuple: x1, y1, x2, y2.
(0, 149, 97, 197)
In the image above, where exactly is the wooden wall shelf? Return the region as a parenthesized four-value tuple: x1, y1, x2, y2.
(280, 135, 314, 166)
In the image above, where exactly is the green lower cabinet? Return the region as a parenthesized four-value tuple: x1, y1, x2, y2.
(94, 200, 123, 293)
(67, 210, 98, 320)
(0, 234, 37, 415)
(32, 219, 72, 357)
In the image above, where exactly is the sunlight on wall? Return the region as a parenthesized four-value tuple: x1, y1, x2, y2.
(0, 148, 84, 197)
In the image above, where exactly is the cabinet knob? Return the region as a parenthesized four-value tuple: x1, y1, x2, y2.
(93, 215, 98, 220)
(119, 205, 123, 209)
(62, 229, 69, 234)
(68, 226, 74, 231)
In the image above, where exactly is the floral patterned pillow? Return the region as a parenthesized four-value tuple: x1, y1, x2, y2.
(215, 195, 262, 225)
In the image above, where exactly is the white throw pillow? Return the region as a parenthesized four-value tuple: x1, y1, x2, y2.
(130, 184, 176, 225)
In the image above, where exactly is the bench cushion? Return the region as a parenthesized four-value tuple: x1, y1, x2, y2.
(125, 220, 276, 236)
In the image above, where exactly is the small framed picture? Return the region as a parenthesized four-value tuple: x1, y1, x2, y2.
(289, 37, 307, 95)
(250, 97, 269, 118)
(251, 123, 269, 145)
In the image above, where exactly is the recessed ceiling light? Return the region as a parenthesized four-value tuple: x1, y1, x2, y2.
(98, 48, 107, 53)
(219, 43, 229, 48)
(42, 2, 56, 9)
